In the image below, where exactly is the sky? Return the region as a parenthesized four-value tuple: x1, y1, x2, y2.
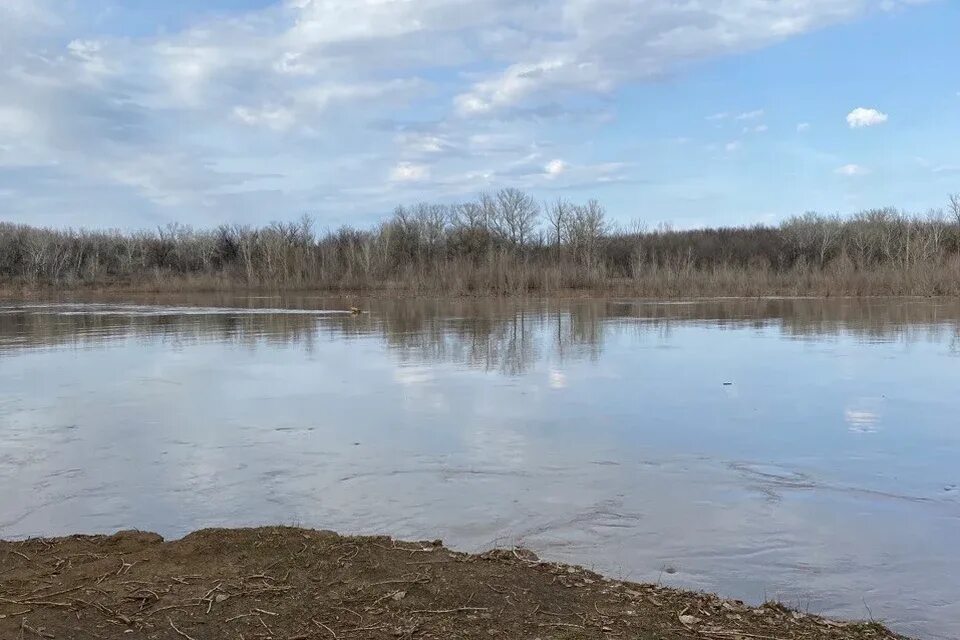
(0, 0, 957, 231)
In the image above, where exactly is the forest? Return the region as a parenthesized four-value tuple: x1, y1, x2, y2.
(2, 191, 959, 296)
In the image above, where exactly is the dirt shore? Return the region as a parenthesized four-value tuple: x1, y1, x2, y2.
(1, 527, 906, 640)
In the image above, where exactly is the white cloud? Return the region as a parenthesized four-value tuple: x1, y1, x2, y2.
(66, 40, 114, 80)
(454, 56, 612, 116)
(796, 122, 811, 132)
(396, 132, 455, 155)
(0, 106, 37, 138)
(454, 1, 918, 118)
(0, 1, 59, 47)
(299, 80, 423, 113)
(0, 0, 931, 226)
(545, 158, 568, 177)
(725, 141, 742, 152)
(233, 80, 423, 132)
(548, 161, 626, 186)
(390, 162, 430, 182)
(735, 109, 765, 121)
(835, 164, 870, 176)
(233, 105, 297, 131)
(706, 112, 728, 121)
(846, 107, 888, 128)
(932, 165, 960, 175)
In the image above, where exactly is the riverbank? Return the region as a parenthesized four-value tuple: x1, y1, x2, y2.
(4, 263, 960, 299)
(5, 199, 960, 300)
(1, 527, 905, 640)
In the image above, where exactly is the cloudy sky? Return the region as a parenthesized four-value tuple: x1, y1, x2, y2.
(0, 0, 957, 230)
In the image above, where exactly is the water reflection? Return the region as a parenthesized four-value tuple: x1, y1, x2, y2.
(3, 296, 959, 370)
(1, 295, 959, 639)
(844, 401, 883, 434)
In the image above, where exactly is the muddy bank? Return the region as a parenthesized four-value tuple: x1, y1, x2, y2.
(0, 527, 907, 640)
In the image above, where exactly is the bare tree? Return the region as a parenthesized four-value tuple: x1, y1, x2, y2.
(413, 203, 449, 254)
(782, 212, 819, 261)
(546, 198, 571, 247)
(950, 194, 960, 227)
(25, 232, 49, 281)
(816, 215, 843, 266)
(491, 188, 539, 246)
(3, 191, 960, 296)
(566, 199, 608, 264)
(781, 212, 842, 266)
(917, 209, 947, 262)
(450, 202, 486, 231)
(232, 224, 257, 283)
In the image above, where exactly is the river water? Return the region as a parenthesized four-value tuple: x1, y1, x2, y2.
(1, 295, 958, 638)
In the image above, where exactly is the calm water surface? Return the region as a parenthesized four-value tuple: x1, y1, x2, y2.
(1, 295, 958, 639)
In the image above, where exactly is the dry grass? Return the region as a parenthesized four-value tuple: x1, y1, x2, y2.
(4, 199, 960, 298)
(5, 258, 960, 298)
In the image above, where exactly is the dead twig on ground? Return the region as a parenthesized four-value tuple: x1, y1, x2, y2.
(537, 622, 585, 630)
(19, 620, 53, 639)
(16, 587, 82, 602)
(409, 607, 488, 615)
(225, 613, 260, 623)
(342, 624, 386, 634)
(168, 618, 198, 640)
(0, 597, 73, 609)
(312, 619, 338, 639)
(367, 574, 431, 587)
(701, 631, 790, 640)
(143, 602, 204, 617)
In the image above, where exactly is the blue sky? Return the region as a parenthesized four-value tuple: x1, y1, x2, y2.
(0, 0, 957, 230)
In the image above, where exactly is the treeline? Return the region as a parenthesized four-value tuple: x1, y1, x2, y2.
(2, 190, 960, 296)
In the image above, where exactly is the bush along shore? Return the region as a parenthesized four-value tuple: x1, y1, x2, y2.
(4, 192, 960, 297)
(0, 527, 907, 640)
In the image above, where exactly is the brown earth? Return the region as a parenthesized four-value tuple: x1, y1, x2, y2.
(1, 527, 907, 640)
